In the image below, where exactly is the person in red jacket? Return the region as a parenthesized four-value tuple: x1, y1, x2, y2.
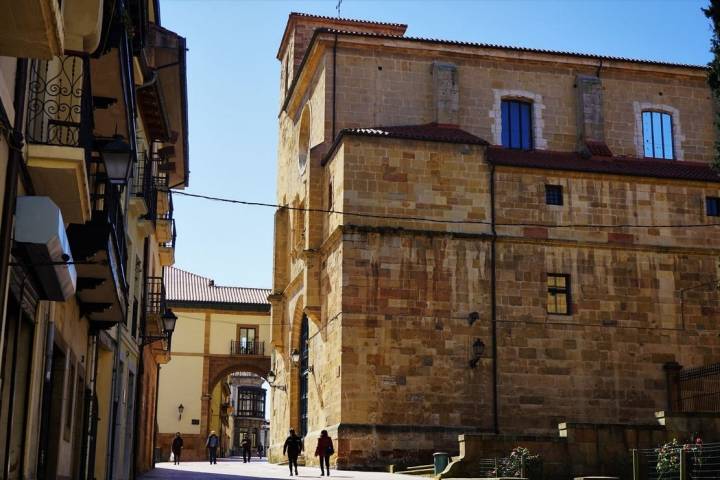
(314, 430, 334, 476)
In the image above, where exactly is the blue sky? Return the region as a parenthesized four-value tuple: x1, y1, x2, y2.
(161, 0, 712, 290)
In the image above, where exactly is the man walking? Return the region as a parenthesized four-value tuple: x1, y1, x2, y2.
(171, 432, 184, 465)
(206, 430, 219, 465)
(241, 435, 252, 463)
(283, 428, 303, 476)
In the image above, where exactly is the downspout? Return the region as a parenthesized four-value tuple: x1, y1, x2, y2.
(488, 153, 499, 434)
(332, 34, 338, 139)
(0, 58, 29, 375)
(86, 332, 100, 479)
(37, 306, 55, 480)
(152, 364, 161, 467)
(131, 342, 144, 480)
(106, 337, 120, 479)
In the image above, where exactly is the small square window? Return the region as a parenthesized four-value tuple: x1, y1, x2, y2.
(707, 197, 720, 217)
(545, 185, 563, 206)
(547, 274, 571, 315)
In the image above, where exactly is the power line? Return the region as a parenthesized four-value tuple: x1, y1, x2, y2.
(170, 190, 720, 230)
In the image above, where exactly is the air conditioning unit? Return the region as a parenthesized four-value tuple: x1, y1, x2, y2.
(14, 196, 77, 301)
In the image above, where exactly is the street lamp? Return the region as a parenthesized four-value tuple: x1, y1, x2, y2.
(469, 338, 486, 369)
(266, 370, 286, 392)
(101, 135, 133, 185)
(141, 309, 178, 348)
(290, 349, 301, 365)
(178, 403, 184, 420)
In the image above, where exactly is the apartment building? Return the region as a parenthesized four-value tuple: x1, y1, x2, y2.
(269, 12, 720, 476)
(0, 1, 188, 478)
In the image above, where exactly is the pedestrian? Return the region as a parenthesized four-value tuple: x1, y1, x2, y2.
(241, 435, 252, 463)
(314, 430, 334, 476)
(257, 443, 264, 458)
(283, 428, 303, 476)
(206, 430, 219, 465)
(171, 432, 184, 465)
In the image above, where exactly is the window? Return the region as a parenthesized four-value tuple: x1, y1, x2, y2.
(298, 108, 310, 171)
(501, 99, 533, 150)
(642, 111, 674, 159)
(235, 326, 259, 354)
(547, 274, 571, 315)
(236, 387, 266, 418)
(707, 197, 720, 217)
(328, 178, 334, 211)
(545, 185, 563, 206)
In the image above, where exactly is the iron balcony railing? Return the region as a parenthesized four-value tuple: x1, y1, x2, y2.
(26, 52, 93, 148)
(160, 218, 177, 250)
(132, 151, 158, 221)
(230, 341, 264, 356)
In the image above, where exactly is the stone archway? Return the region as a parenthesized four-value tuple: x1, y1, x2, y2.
(198, 355, 271, 460)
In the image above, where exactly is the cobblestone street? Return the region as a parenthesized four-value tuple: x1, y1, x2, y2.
(140, 458, 405, 480)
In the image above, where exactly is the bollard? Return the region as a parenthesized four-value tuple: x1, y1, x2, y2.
(679, 448, 688, 480)
(433, 452, 450, 475)
(632, 450, 640, 480)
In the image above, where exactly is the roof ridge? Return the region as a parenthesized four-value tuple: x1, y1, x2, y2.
(289, 12, 407, 28)
(314, 27, 706, 70)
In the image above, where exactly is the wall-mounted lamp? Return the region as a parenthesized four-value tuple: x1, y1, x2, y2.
(178, 403, 184, 420)
(140, 309, 178, 349)
(467, 311, 480, 326)
(290, 349, 301, 366)
(469, 338, 486, 369)
(100, 135, 134, 185)
(303, 365, 314, 376)
(266, 370, 287, 391)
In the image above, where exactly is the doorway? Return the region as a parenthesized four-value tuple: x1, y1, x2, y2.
(299, 316, 309, 437)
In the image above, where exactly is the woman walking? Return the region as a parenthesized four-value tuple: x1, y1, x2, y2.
(283, 429, 303, 476)
(314, 430, 334, 476)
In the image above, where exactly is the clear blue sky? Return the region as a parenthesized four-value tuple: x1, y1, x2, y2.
(161, 0, 712, 290)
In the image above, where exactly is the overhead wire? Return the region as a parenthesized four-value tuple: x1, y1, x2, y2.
(169, 189, 720, 230)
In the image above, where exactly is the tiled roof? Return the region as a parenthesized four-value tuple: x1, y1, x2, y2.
(488, 147, 720, 183)
(322, 124, 488, 166)
(289, 12, 407, 29)
(315, 28, 706, 70)
(164, 267, 270, 306)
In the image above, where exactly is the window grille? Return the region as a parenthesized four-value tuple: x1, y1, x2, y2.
(545, 185, 563, 206)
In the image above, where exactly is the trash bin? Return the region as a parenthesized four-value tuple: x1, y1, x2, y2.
(433, 452, 450, 475)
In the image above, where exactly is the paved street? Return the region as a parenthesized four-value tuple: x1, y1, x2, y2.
(139, 458, 406, 480)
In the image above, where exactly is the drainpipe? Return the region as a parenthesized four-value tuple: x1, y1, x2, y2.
(37, 306, 55, 479)
(85, 332, 100, 479)
(332, 34, 338, 139)
(0, 58, 28, 377)
(131, 343, 144, 479)
(152, 364, 161, 467)
(488, 153, 499, 435)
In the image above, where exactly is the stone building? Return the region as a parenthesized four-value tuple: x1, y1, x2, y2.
(269, 12, 720, 475)
(156, 267, 271, 461)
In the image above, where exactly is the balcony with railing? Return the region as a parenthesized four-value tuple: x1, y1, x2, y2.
(25, 52, 93, 224)
(159, 219, 176, 266)
(130, 150, 157, 221)
(230, 341, 265, 356)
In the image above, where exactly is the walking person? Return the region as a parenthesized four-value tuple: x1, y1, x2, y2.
(206, 430, 220, 465)
(257, 443, 264, 458)
(171, 432, 184, 465)
(315, 430, 334, 476)
(283, 428, 303, 476)
(241, 435, 252, 463)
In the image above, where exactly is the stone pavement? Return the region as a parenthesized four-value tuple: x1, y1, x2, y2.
(139, 458, 408, 480)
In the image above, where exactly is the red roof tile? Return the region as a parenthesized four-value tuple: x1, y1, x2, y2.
(164, 267, 270, 306)
(289, 12, 407, 29)
(322, 124, 488, 165)
(488, 147, 720, 183)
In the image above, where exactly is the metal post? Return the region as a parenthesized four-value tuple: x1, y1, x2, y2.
(520, 454, 526, 479)
(679, 448, 688, 480)
(632, 449, 640, 480)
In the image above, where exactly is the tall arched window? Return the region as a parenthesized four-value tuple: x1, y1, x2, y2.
(298, 315, 309, 436)
(298, 108, 310, 172)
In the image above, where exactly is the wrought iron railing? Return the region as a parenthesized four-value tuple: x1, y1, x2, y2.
(160, 219, 176, 250)
(26, 52, 93, 148)
(230, 341, 264, 356)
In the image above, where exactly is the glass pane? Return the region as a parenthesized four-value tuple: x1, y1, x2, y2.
(548, 276, 557, 287)
(520, 103, 532, 149)
(557, 294, 567, 313)
(556, 276, 566, 288)
(547, 293, 556, 313)
(510, 101, 521, 149)
(501, 101, 510, 147)
(662, 113, 673, 159)
(642, 112, 653, 157)
(652, 112, 664, 159)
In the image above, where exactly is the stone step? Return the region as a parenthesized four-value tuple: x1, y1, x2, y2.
(406, 464, 434, 471)
(397, 466, 435, 476)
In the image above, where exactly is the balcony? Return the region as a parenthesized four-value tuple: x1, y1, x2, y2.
(0, 0, 63, 58)
(156, 191, 174, 244)
(159, 219, 176, 267)
(66, 167, 129, 329)
(230, 341, 265, 356)
(129, 151, 156, 222)
(25, 53, 93, 224)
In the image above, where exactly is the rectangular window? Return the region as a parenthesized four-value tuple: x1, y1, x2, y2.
(501, 100, 533, 150)
(707, 197, 720, 217)
(545, 185, 563, 206)
(642, 111, 674, 159)
(547, 274, 571, 315)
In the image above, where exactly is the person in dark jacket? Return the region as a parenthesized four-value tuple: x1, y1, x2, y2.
(283, 429, 303, 476)
(314, 430, 334, 476)
(241, 435, 252, 463)
(206, 430, 219, 465)
(171, 432, 184, 465)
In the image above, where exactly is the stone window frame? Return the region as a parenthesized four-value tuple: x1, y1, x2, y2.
(547, 273, 571, 316)
(633, 102, 685, 161)
(490, 89, 547, 150)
